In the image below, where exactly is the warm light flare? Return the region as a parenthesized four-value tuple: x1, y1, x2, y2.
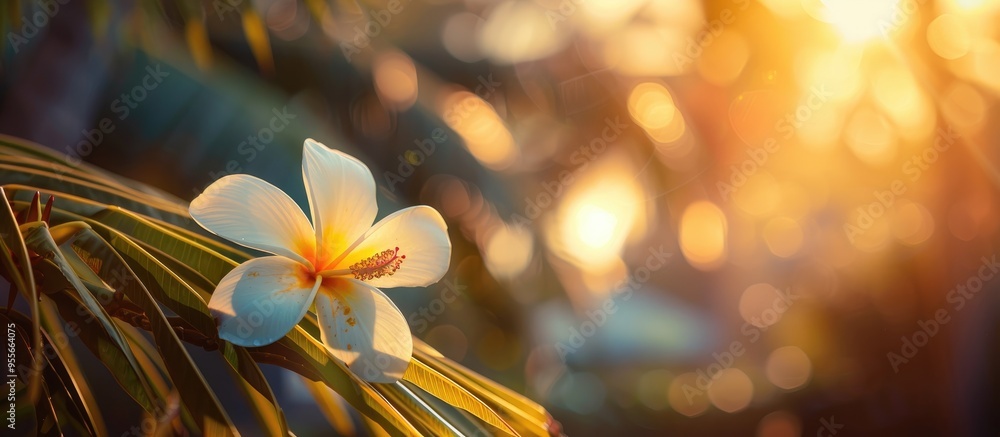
(575, 204, 620, 249)
(550, 159, 646, 270)
(812, 0, 903, 43)
(484, 224, 535, 279)
(927, 14, 972, 60)
(765, 346, 812, 390)
(374, 51, 418, 110)
(679, 201, 727, 270)
(669, 372, 710, 417)
(440, 90, 518, 170)
(628, 82, 676, 131)
(707, 368, 754, 413)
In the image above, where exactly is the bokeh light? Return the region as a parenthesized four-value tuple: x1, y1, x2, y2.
(810, 0, 904, 43)
(927, 14, 973, 59)
(11, 0, 1000, 434)
(668, 372, 710, 417)
(484, 224, 535, 279)
(762, 217, 805, 258)
(739, 283, 787, 328)
(707, 369, 754, 413)
(757, 411, 803, 437)
(680, 201, 728, 270)
(373, 51, 418, 110)
(551, 158, 646, 270)
(439, 90, 518, 170)
(765, 346, 813, 390)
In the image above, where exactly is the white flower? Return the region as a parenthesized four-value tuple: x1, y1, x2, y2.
(190, 139, 451, 383)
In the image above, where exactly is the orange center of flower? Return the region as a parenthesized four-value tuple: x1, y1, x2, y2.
(349, 247, 405, 281)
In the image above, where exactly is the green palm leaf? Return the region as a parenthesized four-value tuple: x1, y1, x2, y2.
(21, 222, 162, 414)
(401, 359, 518, 436)
(0, 188, 43, 402)
(62, 227, 238, 434)
(0, 135, 558, 436)
(37, 300, 108, 437)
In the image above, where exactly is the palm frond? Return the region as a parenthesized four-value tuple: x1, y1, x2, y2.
(0, 135, 558, 436)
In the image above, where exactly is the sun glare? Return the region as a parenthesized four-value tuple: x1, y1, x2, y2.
(820, 0, 903, 43)
(575, 204, 620, 249)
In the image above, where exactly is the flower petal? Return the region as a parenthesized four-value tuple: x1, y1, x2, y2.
(210, 256, 321, 347)
(315, 278, 412, 383)
(302, 139, 378, 266)
(191, 174, 315, 266)
(336, 206, 451, 288)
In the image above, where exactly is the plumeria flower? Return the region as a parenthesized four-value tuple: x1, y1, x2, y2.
(189, 139, 451, 383)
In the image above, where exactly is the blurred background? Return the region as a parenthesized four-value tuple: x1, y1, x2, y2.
(2, 0, 1000, 435)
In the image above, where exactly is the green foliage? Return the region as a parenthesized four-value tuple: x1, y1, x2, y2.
(0, 135, 556, 436)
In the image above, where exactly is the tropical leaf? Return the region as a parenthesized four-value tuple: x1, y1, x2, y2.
(37, 300, 108, 437)
(184, 19, 213, 70)
(274, 327, 422, 437)
(416, 340, 550, 423)
(1, 171, 191, 225)
(90, 207, 247, 281)
(21, 223, 162, 414)
(241, 7, 274, 75)
(115, 320, 200, 432)
(0, 134, 559, 437)
(299, 376, 357, 435)
(101, 229, 217, 336)
(402, 359, 518, 436)
(217, 342, 289, 435)
(22, 203, 283, 435)
(402, 381, 496, 437)
(413, 344, 552, 437)
(62, 227, 238, 434)
(375, 382, 461, 436)
(0, 188, 44, 403)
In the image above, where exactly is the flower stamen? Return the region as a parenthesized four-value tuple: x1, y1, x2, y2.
(350, 247, 405, 280)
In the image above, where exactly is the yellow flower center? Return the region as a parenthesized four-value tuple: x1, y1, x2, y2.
(349, 247, 405, 280)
